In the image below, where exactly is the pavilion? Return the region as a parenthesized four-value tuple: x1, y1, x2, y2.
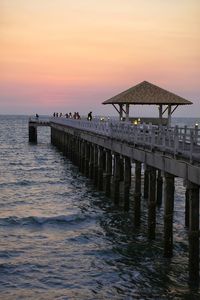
(102, 81, 192, 126)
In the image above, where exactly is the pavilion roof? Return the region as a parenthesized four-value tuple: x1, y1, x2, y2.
(102, 81, 193, 105)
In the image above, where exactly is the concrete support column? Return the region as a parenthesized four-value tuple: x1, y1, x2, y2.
(71, 137, 75, 162)
(148, 167, 157, 239)
(62, 133, 67, 157)
(66, 134, 70, 158)
(84, 143, 90, 177)
(119, 157, 124, 181)
(134, 161, 141, 226)
(157, 170, 163, 205)
(188, 182, 199, 285)
(98, 147, 104, 190)
(77, 139, 82, 170)
(93, 145, 99, 186)
(123, 156, 131, 211)
(89, 144, 94, 179)
(74, 138, 79, 166)
(104, 150, 112, 197)
(163, 172, 175, 257)
(61, 132, 65, 154)
(113, 153, 121, 204)
(185, 187, 189, 227)
(56, 129, 59, 147)
(80, 141, 85, 174)
(143, 165, 149, 199)
(29, 125, 37, 143)
(102, 150, 106, 173)
(50, 127, 54, 144)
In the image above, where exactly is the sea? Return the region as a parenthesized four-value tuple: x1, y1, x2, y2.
(0, 115, 200, 300)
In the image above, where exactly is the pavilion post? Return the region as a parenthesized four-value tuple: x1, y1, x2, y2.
(168, 105, 172, 127)
(125, 104, 129, 122)
(119, 104, 123, 121)
(159, 104, 163, 125)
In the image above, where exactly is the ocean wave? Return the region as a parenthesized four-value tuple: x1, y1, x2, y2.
(0, 214, 86, 227)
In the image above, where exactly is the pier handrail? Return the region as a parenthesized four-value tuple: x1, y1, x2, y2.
(29, 116, 50, 122)
(50, 117, 200, 163)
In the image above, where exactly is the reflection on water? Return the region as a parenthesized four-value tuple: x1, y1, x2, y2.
(0, 115, 199, 299)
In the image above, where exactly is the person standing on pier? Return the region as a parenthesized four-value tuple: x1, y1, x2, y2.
(87, 111, 92, 121)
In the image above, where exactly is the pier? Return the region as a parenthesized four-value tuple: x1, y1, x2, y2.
(29, 81, 200, 285)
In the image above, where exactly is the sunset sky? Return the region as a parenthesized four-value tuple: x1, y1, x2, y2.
(1, 0, 200, 116)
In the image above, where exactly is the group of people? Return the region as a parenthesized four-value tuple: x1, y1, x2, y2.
(53, 112, 81, 119)
(52, 111, 93, 121)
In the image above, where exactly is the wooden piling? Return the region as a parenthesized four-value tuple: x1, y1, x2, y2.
(93, 145, 99, 186)
(80, 141, 85, 174)
(89, 144, 94, 179)
(134, 161, 141, 225)
(188, 182, 199, 285)
(113, 153, 121, 204)
(123, 156, 131, 211)
(29, 125, 37, 143)
(97, 147, 104, 190)
(163, 172, 175, 257)
(185, 187, 189, 227)
(143, 165, 149, 199)
(84, 142, 90, 177)
(104, 150, 112, 197)
(148, 167, 156, 239)
(156, 170, 163, 205)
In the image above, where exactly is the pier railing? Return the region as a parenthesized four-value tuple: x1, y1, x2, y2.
(29, 116, 50, 126)
(50, 118, 200, 162)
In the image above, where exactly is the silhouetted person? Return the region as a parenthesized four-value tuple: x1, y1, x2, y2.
(87, 111, 92, 121)
(36, 114, 39, 119)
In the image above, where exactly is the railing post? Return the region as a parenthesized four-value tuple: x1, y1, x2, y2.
(174, 125, 179, 156)
(183, 125, 187, 151)
(151, 127, 155, 151)
(194, 124, 198, 145)
(190, 130, 194, 162)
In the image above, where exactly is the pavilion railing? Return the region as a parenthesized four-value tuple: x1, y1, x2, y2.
(50, 117, 200, 163)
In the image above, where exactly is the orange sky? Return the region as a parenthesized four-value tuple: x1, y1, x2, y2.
(0, 0, 200, 116)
